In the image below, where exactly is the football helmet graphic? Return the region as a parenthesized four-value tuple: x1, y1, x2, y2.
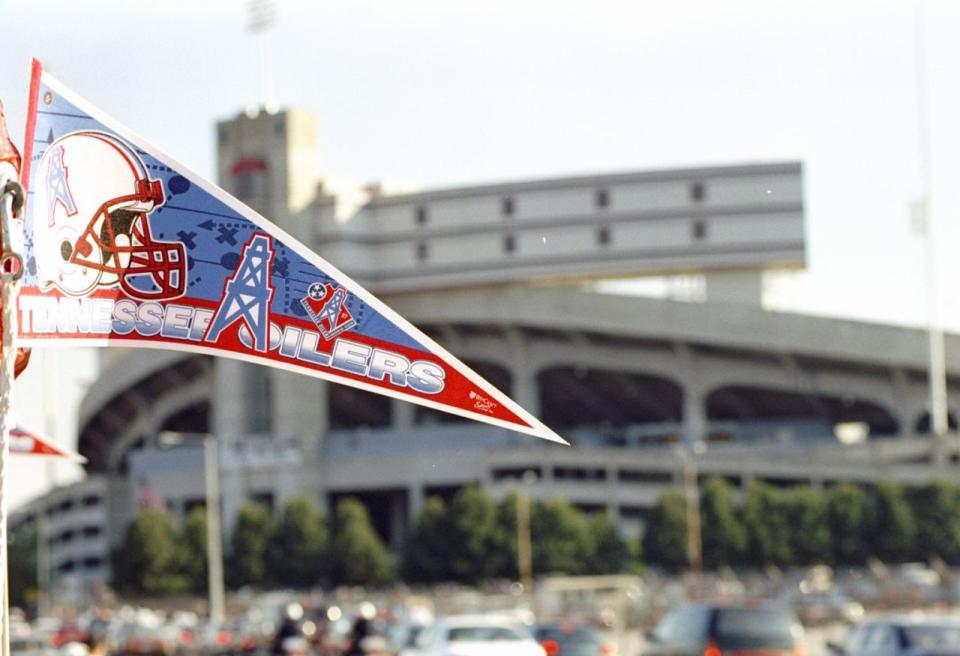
(33, 131, 186, 300)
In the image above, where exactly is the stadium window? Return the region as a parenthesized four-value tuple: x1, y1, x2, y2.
(250, 491, 274, 511)
(692, 220, 708, 240)
(597, 225, 611, 246)
(82, 526, 101, 538)
(690, 181, 706, 202)
(415, 206, 428, 225)
(492, 466, 542, 481)
(504, 233, 516, 253)
(83, 557, 103, 569)
(81, 495, 100, 507)
(416, 242, 429, 261)
(595, 188, 610, 209)
(502, 196, 515, 217)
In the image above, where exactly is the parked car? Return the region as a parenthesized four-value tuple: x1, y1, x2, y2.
(400, 615, 545, 656)
(827, 617, 960, 655)
(643, 603, 804, 656)
(534, 623, 616, 656)
(790, 590, 865, 626)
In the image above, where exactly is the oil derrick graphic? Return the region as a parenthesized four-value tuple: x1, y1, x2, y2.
(205, 233, 275, 352)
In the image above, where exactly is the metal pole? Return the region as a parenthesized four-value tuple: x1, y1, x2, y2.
(912, 1, 949, 448)
(204, 438, 226, 623)
(37, 353, 55, 616)
(683, 450, 702, 573)
(36, 508, 49, 616)
(516, 482, 533, 597)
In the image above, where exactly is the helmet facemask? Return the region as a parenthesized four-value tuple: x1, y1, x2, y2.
(70, 178, 186, 300)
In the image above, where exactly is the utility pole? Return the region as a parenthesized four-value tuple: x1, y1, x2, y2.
(912, 0, 949, 457)
(247, 0, 277, 113)
(682, 448, 702, 573)
(516, 470, 537, 600)
(204, 438, 225, 623)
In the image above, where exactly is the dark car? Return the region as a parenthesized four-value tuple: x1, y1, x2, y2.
(643, 603, 804, 656)
(535, 623, 616, 656)
(828, 618, 960, 656)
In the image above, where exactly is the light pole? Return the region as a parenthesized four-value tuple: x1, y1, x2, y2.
(677, 444, 703, 573)
(204, 437, 226, 623)
(516, 469, 538, 599)
(911, 0, 949, 455)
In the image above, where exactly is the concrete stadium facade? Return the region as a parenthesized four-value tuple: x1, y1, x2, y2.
(14, 107, 960, 588)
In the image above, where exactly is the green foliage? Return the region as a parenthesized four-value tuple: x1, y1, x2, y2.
(531, 498, 594, 575)
(867, 481, 916, 562)
(910, 481, 960, 563)
(643, 489, 688, 571)
(402, 496, 455, 583)
(447, 487, 501, 582)
(330, 497, 394, 586)
(585, 512, 630, 574)
(827, 483, 868, 565)
(9, 523, 37, 609)
(180, 507, 209, 594)
(700, 477, 747, 569)
(490, 491, 520, 579)
(269, 496, 328, 589)
(785, 487, 831, 565)
(742, 482, 792, 567)
(112, 508, 189, 596)
(228, 502, 276, 589)
(401, 489, 631, 583)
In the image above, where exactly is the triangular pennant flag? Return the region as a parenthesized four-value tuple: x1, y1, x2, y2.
(10, 426, 86, 462)
(18, 60, 566, 444)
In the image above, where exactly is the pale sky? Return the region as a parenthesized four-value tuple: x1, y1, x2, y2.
(6, 0, 960, 507)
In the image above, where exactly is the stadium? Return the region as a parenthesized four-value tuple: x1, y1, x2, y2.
(14, 106, 960, 589)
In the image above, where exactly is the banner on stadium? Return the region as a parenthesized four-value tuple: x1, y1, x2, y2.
(18, 60, 565, 444)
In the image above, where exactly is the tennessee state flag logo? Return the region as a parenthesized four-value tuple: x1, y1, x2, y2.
(301, 281, 357, 341)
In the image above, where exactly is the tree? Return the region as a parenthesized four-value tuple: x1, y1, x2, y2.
(490, 491, 520, 580)
(402, 496, 455, 583)
(112, 508, 189, 596)
(9, 523, 37, 610)
(531, 498, 593, 576)
(867, 481, 916, 563)
(228, 502, 276, 589)
(643, 489, 688, 571)
(827, 483, 868, 565)
(446, 486, 501, 582)
(786, 487, 831, 565)
(742, 482, 792, 567)
(269, 496, 328, 589)
(910, 480, 960, 563)
(700, 477, 747, 569)
(585, 512, 630, 574)
(330, 498, 394, 586)
(180, 506, 209, 594)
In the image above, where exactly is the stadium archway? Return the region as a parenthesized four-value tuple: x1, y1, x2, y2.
(705, 385, 899, 442)
(537, 366, 683, 437)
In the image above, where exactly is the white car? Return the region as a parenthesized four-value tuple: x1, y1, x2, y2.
(400, 615, 546, 656)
